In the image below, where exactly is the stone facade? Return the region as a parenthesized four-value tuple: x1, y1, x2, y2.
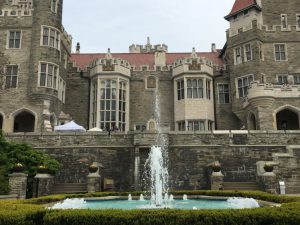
(1, 0, 300, 195)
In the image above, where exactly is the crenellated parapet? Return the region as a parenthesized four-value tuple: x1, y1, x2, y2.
(0, 0, 33, 17)
(89, 49, 131, 78)
(172, 54, 214, 77)
(243, 81, 300, 108)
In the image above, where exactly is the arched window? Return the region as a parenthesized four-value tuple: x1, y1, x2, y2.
(248, 113, 257, 130)
(13, 111, 35, 132)
(276, 109, 299, 130)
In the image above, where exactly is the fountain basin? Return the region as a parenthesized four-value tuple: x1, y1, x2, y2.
(50, 196, 261, 210)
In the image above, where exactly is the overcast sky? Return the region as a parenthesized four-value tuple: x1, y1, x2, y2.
(62, 0, 235, 53)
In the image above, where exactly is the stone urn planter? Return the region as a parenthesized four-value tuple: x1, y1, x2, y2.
(263, 163, 274, 173)
(211, 162, 221, 173)
(11, 163, 25, 173)
(37, 165, 49, 174)
(89, 165, 98, 173)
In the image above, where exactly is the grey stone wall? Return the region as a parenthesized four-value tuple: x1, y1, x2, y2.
(6, 131, 300, 193)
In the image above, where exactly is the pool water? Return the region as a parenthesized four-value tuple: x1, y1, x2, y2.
(50, 198, 260, 210)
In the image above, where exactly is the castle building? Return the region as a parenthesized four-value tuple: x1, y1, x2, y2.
(0, 0, 300, 133)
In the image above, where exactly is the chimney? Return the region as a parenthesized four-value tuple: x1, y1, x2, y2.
(76, 42, 80, 54)
(211, 43, 217, 53)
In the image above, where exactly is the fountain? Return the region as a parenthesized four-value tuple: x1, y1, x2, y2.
(128, 194, 132, 201)
(144, 89, 169, 207)
(49, 89, 261, 210)
(139, 194, 145, 201)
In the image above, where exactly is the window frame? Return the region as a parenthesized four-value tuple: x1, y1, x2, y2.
(235, 74, 254, 98)
(274, 43, 288, 61)
(176, 79, 185, 101)
(244, 43, 253, 62)
(4, 64, 19, 89)
(187, 78, 204, 99)
(7, 30, 22, 49)
(281, 14, 288, 29)
(294, 74, 300, 84)
(296, 14, 300, 29)
(40, 25, 61, 50)
(51, 0, 59, 14)
(277, 74, 288, 85)
(234, 46, 242, 65)
(217, 83, 230, 104)
(38, 61, 60, 90)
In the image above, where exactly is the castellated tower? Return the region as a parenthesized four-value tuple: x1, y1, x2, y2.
(0, 0, 72, 133)
(225, 0, 300, 130)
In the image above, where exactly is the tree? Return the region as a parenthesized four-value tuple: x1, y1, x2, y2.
(0, 132, 60, 195)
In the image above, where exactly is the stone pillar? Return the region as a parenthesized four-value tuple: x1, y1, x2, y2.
(9, 173, 28, 199)
(260, 172, 277, 194)
(134, 147, 140, 190)
(34, 173, 54, 197)
(87, 173, 101, 193)
(210, 171, 224, 190)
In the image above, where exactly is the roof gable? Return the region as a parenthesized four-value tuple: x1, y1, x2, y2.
(225, 0, 260, 20)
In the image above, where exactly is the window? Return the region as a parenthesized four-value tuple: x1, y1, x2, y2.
(294, 75, 300, 84)
(178, 121, 186, 131)
(234, 47, 242, 65)
(51, 0, 58, 13)
(244, 44, 252, 61)
(237, 75, 253, 98)
(5, 65, 18, 89)
(187, 121, 205, 131)
(41, 26, 60, 50)
(206, 80, 211, 100)
(100, 80, 117, 131)
(274, 44, 287, 61)
(91, 81, 97, 128)
(259, 43, 264, 60)
(187, 79, 203, 99)
(208, 121, 214, 131)
(281, 14, 288, 29)
(8, 31, 21, 49)
(39, 63, 59, 89)
(119, 81, 126, 131)
(177, 79, 184, 100)
(277, 75, 288, 84)
(297, 15, 300, 29)
(218, 84, 230, 104)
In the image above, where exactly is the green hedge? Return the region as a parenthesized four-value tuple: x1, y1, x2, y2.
(1, 191, 300, 225)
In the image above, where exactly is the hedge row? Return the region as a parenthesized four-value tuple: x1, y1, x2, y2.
(1, 191, 300, 225)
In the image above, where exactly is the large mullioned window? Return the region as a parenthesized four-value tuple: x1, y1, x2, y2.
(100, 80, 117, 131)
(237, 75, 253, 98)
(187, 79, 203, 99)
(118, 81, 126, 131)
(41, 26, 60, 50)
(274, 44, 287, 61)
(38, 62, 65, 102)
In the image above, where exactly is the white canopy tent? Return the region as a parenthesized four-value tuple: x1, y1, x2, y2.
(54, 121, 86, 132)
(88, 127, 103, 132)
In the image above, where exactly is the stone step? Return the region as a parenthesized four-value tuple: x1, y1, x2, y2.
(51, 183, 87, 194)
(223, 182, 260, 191)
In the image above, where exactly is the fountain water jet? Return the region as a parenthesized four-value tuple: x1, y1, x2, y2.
(144, 88, 169, 207)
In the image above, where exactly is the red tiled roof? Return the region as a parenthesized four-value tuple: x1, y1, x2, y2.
(70, 52, 224, 70)
(225, 0, 259, 20)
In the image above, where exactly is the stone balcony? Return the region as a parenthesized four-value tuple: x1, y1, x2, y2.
(243, 81, 300, 108)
